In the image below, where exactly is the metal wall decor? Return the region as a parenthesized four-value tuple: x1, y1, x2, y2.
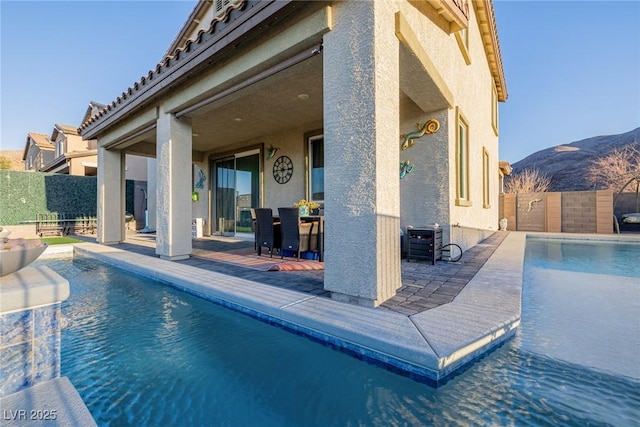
(400, 119, 440, 151)
(399, 119, 440, 179)
(194, 165, 206, 189)
(399, 160, 414, 179)
(266, 145, 279, 160)
(273, 155, 293, 184)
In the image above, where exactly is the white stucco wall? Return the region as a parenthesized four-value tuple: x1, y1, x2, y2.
(323, 0, 401, 306)
(399, 106, 450, 240)
(124, 155, 148, 182)
(397, 0, 501, 249)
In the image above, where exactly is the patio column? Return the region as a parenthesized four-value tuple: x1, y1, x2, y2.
(155, 106, 193, 260)
(146, 158, 157, 231)
(323, 0, 401, 307)
(97, 146, 125, 244)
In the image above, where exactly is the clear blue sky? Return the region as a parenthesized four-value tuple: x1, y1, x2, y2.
(1, 1, 639, 164)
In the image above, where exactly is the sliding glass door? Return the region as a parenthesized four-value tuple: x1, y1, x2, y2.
(213, 150, 259, 237)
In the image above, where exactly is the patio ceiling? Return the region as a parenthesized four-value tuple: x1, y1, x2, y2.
(124, 54, 323, 158)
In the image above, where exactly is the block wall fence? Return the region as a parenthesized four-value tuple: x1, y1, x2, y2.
(499, 190, 614, 234)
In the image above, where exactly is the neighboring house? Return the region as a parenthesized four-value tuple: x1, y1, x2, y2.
(23, 132, 54, 171)
(41, 123, 98, 176)
(80, 0, 508, 307)
(80, 101, 149, 182)
(30, 101, 148, 182)
(499, 161, 513, 193)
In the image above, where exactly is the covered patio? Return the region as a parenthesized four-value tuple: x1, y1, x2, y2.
(80, 0, 506, 307)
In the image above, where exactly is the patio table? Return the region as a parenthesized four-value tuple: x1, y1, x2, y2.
(272, 215, 324, 262)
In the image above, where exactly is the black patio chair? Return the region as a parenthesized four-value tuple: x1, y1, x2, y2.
(255, 208, 280, 257)
(278, 207, 317, 261)
(250, 208, 257, 250)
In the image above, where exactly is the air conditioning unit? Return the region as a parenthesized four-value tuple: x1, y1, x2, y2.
(214, 0, 243, 21)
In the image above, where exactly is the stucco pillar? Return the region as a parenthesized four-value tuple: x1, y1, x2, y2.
(97, 146, 125, 244)
(155, 107, 192, 260)
(323, 0, 401, 307)
(146, 158, 157, 231)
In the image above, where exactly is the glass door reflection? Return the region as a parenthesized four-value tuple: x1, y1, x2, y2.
(213, 150, 260, 237)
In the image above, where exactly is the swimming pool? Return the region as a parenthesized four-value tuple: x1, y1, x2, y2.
(45, 238, 639, 426)
(522, 236, 640, 380)
(525, 237, 640, 278)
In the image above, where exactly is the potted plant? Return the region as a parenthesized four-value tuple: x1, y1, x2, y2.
(293, 199, 321, 216)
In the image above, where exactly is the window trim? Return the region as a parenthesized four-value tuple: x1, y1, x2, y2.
(455, 108, 472, 207)
(304, 130, 324, 204)
(56, 140, 64, 158)
(482, 147, 490, 208)
(455, 27, 471, 65)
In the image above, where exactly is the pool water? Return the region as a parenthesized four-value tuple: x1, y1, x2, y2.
(46, 249, 640, 426)
(522, 238, 640, 380)
(524, 238, 640, 278)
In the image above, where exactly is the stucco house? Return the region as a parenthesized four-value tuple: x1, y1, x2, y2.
(23, 101, 148, 181)
(79, 0, 507, 307)
(39, 123, 98, 176)
(23, 132, 55, 171)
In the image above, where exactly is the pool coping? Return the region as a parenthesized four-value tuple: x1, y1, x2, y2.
(0, 377, 97, 427)
(525, 231, 640, 243)
(72, 231, 525, 384)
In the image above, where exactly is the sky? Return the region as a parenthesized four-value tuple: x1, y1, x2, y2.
(1, 0, 639, 164)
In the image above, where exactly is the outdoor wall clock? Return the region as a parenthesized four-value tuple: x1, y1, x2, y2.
(273, 155, 293, 184)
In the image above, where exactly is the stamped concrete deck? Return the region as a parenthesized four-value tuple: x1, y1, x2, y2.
(71, 230, 523, 384)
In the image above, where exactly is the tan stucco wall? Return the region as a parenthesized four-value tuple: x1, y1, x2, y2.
(69, 154, 97, 176)
(65, 133, 88, 153)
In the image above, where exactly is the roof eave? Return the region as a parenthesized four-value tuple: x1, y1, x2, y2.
(474, 0, 508, 101)
(80, 0, 291, 140)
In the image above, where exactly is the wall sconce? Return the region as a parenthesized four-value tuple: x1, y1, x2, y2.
(267, 145, 279, 160)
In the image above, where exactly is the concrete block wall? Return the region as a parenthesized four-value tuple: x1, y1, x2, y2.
(545, 192, 562, 233)
(500, 193, 516, 231)
(499, 190, 614, 234)
(596, 190, 613, 234)
(562, 191, 597, 233)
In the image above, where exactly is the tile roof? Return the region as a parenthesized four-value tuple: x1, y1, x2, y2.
(27, 132, 54, 150)
(79, 0, 248, 137)
(54, 124, 79, 135)
(24, 132, 54, 160)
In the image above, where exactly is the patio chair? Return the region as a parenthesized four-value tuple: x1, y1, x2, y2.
(255, 208, 280, 257)
(250, 208, 257, 250)
(278, 207, 318, 261)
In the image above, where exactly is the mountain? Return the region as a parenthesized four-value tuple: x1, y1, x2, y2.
(509, 127, 640, 192)
(0, 150, 24, 171)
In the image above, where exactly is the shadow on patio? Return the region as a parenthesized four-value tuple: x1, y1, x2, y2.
(103, 230, 509, 316)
